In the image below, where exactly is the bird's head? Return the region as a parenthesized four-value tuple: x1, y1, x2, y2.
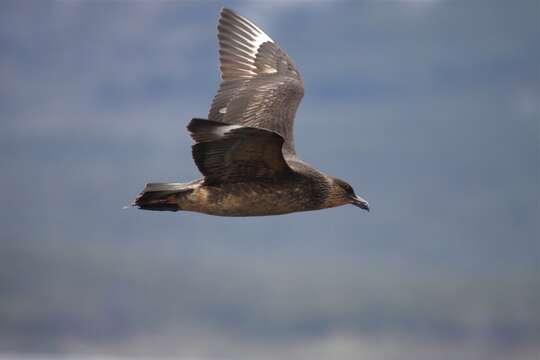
(330, 177, 370, 212)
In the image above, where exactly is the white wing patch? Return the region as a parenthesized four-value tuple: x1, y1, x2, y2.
(228, 10, 274, 49)
(248, 26, 273, 50)
(212, 124, 242, 137)
(219, 9, 276, 79)
(262, 64, 278, 74)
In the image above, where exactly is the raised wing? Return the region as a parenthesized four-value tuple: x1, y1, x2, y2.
(208, 8, 304, 155)
(187, 118, 292, 185)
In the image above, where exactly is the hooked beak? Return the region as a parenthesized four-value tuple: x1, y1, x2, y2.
(350, 195, 370, 212)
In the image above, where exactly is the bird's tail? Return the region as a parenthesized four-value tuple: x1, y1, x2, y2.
(132, 182, 193, 212)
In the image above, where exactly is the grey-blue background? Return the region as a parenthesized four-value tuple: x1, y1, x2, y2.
(1, 1, 538, 359)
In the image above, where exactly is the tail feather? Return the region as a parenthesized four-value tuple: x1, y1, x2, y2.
(133, 182, 193, 212)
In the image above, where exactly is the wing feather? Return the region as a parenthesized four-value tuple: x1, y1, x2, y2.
(187, 118, 291, 185)
(208, 8, 304, 155)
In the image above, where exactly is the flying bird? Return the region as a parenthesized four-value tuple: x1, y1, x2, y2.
(133, 8, 369, 216)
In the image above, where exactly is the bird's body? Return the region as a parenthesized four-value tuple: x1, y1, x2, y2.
(133, 8, 369, 216)
(163, 159, 337, 217)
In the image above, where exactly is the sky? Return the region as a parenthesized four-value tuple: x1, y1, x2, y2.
(0, 1, 539, 359)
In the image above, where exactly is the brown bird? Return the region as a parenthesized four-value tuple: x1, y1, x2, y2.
(133, 8, 369, 216)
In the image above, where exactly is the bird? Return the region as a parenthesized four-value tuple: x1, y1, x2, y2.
(132, 8, 369, 216)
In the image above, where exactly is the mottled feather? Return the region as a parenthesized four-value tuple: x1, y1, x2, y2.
(187, 118, 291, 185)
(132, 8, 370, 216)
(208, 8, 304, 155)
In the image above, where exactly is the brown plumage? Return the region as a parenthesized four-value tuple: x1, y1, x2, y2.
(133, 8, 369, 216)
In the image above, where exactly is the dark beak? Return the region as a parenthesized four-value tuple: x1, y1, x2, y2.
(350, 195, 370, 212)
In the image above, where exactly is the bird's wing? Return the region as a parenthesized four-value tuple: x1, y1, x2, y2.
(208, 8, 304, 155)
(187, 118, 292, 185)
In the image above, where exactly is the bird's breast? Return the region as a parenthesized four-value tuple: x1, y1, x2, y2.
(177, 180, 323, 216)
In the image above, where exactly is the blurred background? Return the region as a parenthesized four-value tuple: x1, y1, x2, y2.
(1, 0, 538, 359)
